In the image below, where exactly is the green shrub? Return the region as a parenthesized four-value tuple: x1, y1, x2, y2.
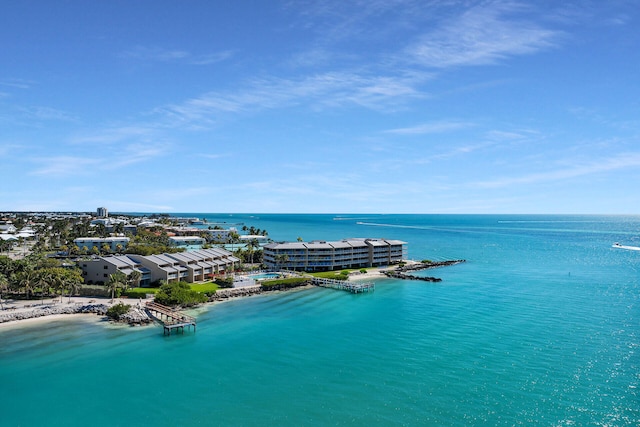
(106, 303, 131, 320)
(421, 260, 432, 264)
(359, 268, 367, 274)
(125, 289, 156, 299)
(261, 278, 309, 290)
(154, 282, 207, 307)
(214, 277, 234, 288)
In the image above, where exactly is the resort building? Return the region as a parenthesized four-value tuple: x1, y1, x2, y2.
(263, 238, 407, 271)
(73, 237, 129, 251)
(79, 255, 152, 287)
(74, 236, 130, 252)
(168, 236, 206, 248)
(206, 228, 237, 242)
(97, 207, 108, 218)
(78, 248, 239, 285)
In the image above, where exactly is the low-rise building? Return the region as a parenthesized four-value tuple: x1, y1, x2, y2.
(78, 248, 239, 285)
(263, 238, 407, 271)
(74, 237, 130, 252)
(79, 255, 152, 286)
(168, 236, 206, 248)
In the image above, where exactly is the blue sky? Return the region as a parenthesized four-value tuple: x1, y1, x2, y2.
(1, 0, 639, 214)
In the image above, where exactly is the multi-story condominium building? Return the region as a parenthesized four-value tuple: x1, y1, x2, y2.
(168, 236, 206, 247)
(263, 238, 407, 271)
(74, 237, 130, 252)
(96, 207, 108, 218)
(79, 248, 239, 285)
(79, 255, 152, 286)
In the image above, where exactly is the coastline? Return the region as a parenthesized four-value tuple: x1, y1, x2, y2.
(0, 312, 105, 330)
(0, 260, 431, 332)
(0, 296, 146, 330)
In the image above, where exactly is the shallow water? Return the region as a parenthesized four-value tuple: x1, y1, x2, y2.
(1, 215, 638, 426)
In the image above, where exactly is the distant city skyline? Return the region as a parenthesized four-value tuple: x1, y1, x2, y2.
(1, 1, 639, 214)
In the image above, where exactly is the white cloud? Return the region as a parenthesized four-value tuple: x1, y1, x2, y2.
(121, 46, 234, 65)
(70, 125, 158, 145)
(0, 78, 34, 89)
(407, 2, 560, 68)
(121, 46, 190, 61)
(155, 71, 429, 128)
(474, 152, 640, 188)
(30, 156, 101, 177)
(385, 120, 473, 135)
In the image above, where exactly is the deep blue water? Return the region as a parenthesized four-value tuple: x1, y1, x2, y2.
(1, 214, 638, 426)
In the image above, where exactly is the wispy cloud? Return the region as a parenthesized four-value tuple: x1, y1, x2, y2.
(156, 71, 429, 127)
(407, 2, 560, 68)
(121, 46, 234, 65)
(0, 78, 35, 89)
(385, 120, 473, 135)
(17, 106, 77, 122)
(30, 143, 169, 177)
(106, 143, 170, 169)
(475, 152, 640, 188)
(30, 156, 101, 177)
(70, 125, 158, 145)
(189, 51, 235, 65)
(0, 105, 77, 126)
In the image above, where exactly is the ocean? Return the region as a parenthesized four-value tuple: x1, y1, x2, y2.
(1, 214, 638, 426)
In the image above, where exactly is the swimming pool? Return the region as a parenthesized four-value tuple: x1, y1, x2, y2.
(248, 273, 280, 280)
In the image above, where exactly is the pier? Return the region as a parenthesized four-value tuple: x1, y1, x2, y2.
(145, 301, 196, 335)
(312, 278, 374, 294)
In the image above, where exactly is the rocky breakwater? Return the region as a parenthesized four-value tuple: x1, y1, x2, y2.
(383, 259, 466, 282)
(210, 285, 264, 301)
(120, 306, 153, 325)
(0, 303, 109, 324)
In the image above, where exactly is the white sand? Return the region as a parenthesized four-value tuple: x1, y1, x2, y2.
(0, 296, 149, 331)
(0, 313, 103, 330)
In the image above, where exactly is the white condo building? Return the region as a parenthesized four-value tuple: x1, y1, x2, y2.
(263, 238, 407, 272)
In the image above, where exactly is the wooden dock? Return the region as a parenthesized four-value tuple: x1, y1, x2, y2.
(145, 301, 196, 335)
(312, 278, 375, 294)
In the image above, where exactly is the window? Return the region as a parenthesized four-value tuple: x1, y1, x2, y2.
(103, 266, 108, 270)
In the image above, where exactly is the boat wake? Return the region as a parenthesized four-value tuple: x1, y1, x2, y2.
(612, 243, 640, 251)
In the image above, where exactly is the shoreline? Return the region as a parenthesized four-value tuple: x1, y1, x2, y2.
(0, 260, 439, 332)
(0, 312, 105, 330)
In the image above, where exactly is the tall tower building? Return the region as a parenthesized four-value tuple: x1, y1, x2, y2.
(97, 207, 108, 218)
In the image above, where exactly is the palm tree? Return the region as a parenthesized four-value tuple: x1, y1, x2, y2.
(128, 270, 142, 288)
(275, 254, 290, 270)
(106, 272, 127, 302)
(114, 222, 124, 235)
(0, 273, 8, 310)
(35, 269, 53, 303)
(56, 276, 68, 303)
(17, 270, 36, 300)
(247, 238, 260, 265)
(66, 278, 81, 303)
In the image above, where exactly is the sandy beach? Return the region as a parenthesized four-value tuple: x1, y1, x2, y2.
(0, 295, 149, 330)
(0, 312, 104, 330)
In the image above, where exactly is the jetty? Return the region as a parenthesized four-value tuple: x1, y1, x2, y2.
(145, 301, 196, 335)
(383, 259, 466, 282)
(312, 277, 374, 294)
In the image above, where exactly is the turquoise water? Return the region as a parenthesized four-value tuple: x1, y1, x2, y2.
(1, 214, 639, 426)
